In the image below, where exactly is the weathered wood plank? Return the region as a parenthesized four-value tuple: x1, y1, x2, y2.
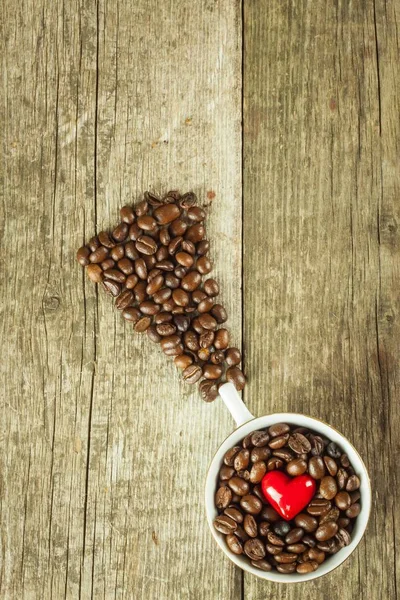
(243, 0, 399, 598)
(1, 0, 242, 598)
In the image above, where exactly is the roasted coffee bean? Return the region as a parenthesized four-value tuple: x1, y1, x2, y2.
(181, 271, 202, 292)
(319, 507, 340, 525)
(268, 423, 290, 438)
(154, 203, 180, 224)
(116, 258, 133, 275)
(350, 490, 361, 504)
(317, 539, 339, 554)
(159, 228, 171, 246)
(223, 447, 241, 468)
(267, 457, 284, 470)
(249, 461, 267, 484)
(266, 542, 282, 555)
(198, 331, 214, 349)
(268, 434, 289, 449)
(103, 279, 121, 296)
(199, 379, 219, 402)
(98, 231, 116, 248)
(234, 450, 250, 471)
(213, 515, 237, 535)
(156, 260, 175, 272)
(172, 314, 189, 333)
(240, 495, 263, 515)
(323, 456, 338, 476)
(244, 539, 265, 560)
(88, 236, 100, 251)
(307, 498, 331, 516)
(139, 301, 160, 315)
(184, 331, 200, 352)
(124, 241, 139, 260)
(186, 223, 205, 243)
(228, 477, 250, 497)
(315, 521, 338, 542)
(237, 469, 250, 481)
(134, 316, 151, 332)
(196, 255, 212, 274)
(297, 561, 319, 574)
(215, 486, 232, 509)
(226, 367, 245, 391)
(213, 328, 229, 350)
(275, 553, 298, 564)
(77, 246, 91, 266)
(101, 258, 116, 271)
(175, 251, 194, 267)
(346, 475, 360, 492)
(104, 269, 126, 283)
(115, 290, 134, 310)
(345, 503, 361, 518)
(164, 273, 180, 289)
(156, 322, 177, 336)
(272, 449, 293, 462)
(160, 335, 181, 350)
(174, 265, 187, 279)
(226, 534, 243, 555)
(198, 313, 217, 331)
(87, 264, 104, 283)
(310, 435, 325, 456)
(120, 205, 135, 224)
(307, 456, 325, 479)
(152, 287, 171, 304)
(122, 307, 142, 323)
(336, 468, 349, 490)
(174, 354, 193, 369)
(89, 246, 109, 263)
(267, 531, 285, 546)
(197, 239, 210, 255)
(307, 548, 326, 563)
(204, 278, 219, 297)
(319, 476, 338, 500)
(135, 258, 147, 280)
(338, 517, 350, 529)
(294, 514, 318, 533)
(277, 563, 296, 574)
(187, 206, 206, 222)
(128, 223, 142, 241)
(261, 506, 280, 523)
(287, 458, 308, 476)
(147, 325, 162, 343)
(340, 453, 350, 468)
(154, 312, 172, 325)
(224, 507, 243, 523)
(335, 528, 351, 547)
(258, 521, 270, 536)
(327, 442, 341, 459)
(135, 199, 148, 217)
(288, 433, 311, 454)
(156, 246, 169, 262)
(203, 363, 223, 380)
(171, 289, 189, 307)
(163, 344, 184, 357)
(112, 222, 129, 242)
(210, 350, 225, 364)
(285, 528, 304, 545)
(167, 236, 183, 255)
(251, 559, 272, 572)
(196, 298, 213, 315)
(273, 521, 291, 538)
(251, 447, 271, 463)
(209, 303, 226, 323)
(135, 235, 158, 255)
(302, 535, 317, 548)
(182, 364, 202, 384)
(249, 430, 269, 447)
(244, 514, 258, 538)
(225, 347, 241, 366)
(335, 491, 352, 510)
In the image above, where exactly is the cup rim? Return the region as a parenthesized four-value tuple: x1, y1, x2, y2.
(205, 412, 371, 583)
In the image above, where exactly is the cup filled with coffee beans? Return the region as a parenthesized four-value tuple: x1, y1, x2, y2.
(205, 383, 371, 582)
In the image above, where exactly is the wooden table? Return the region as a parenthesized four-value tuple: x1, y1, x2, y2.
(2, 1, 399, 598)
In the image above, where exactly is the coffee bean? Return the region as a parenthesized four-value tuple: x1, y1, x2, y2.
(197, 256, 212, 274)
(308, 456, 326, 479)
(277, 563, 296, 574)
(319, 476, 338, 500)
(175, 251, 194, 267)
(261, 506, 280, 523)
(160, 335, 181, 351)
(273, 521, 291, 537)
(89, 246, 109, 263)
(139, 300, 160, 316)
(275, 553, 298, 564)
(152, 286, 170, 304)
(134, 316, 151, 332)
(134, 258, 147, 280)
(240, 495, 263, 515)
(215, 486, 232, 509)
(98, 231, 116, 248)
(244, 514, 258, 538)
(346, 475, 360, 492)
(258, 521, 270, 536)
(335, 528, 351, 547)
(345, 503, 361, 518)
(115, 290, 134, 310)
(234, 450, 250, 471)
(88, 236, 100, 251)
(135, 199, 148, 217)
(122, 307, 142, 323)
(340, 453, 350, 468)
(182, 364, 202, 384)
(251, 447, 271, 463)
(197, 313, 217, 331)
(310, 435, 325, 456)
(187, 206, 205, 222)
(287, 458, 308, 476)
(272, 449, 293, 462)
(244, 539, 265, 560)
(181, 239, 196, 255)
(204, 278, 219, 297)
(288, 433, 311, 454)
(77, 246, 90, 266)
(316, 539, 339, 554)
(86, 264, 104, 283)
(323, 456, 338, 476)
(224, 507, 243, 523)
(335, 491, 352, 510)
(103, 280, 121, 296)
(296, 561, 318, 574)
(228, 477, 250, 497)
(104, 269, 126, 283)
(101, 258, 116, 271)
(136, 235, 158, 255)
(294, 514, 318, 533)
(327, 442, 341, 459)
(213, 515, 237, 535)
(267, 457, 284, 470)
(123, 241, 139, 260)
(213, 328, 229, 350)
(223, 446, 241, 467)
(336, 468, 349, 490)
(147, 325, 162, 343)
(210, 351, 224, 365)
(268, 434, 289, 449)
(226, 533, 243, 555)
(156, 322, 177, 337)
(202, 363, 222, 380)
(156, 260, 175, 272)
(249, 461, 267, 484)
(154, 203, 180, 224)
(319, 507, 340, 525)
(251, 559, 272, 571)
(226, 367, 245, 391)
(159, 228, 171, 246)
(306, 498, 331, 516)
(168, 236, 183, 255)
(171, 289, 189, 307)
(285, 528, 304, 545)
(197, 239, 210, 255)
(112, 222, 129, 242)
(199, 379, 219, 402)
(302, 535, 317, 548)
(307, 548, 325, 563)
(174, 354, 193, 370)
(315, 521, 338, 542)
(185, 223, 205, 243)
(156, 246, 169, 262)
(267, 531, 285, 546)
(183, 331, 200, 352)
(163, 344, 184, 357)
(164, 273, 180, 289)
(128, 223, 142, 241)
(268, 423, 290, 438)
(181, 271, 202, 292)
(120, 205, 135, 224)
(198, 331, 214, 348)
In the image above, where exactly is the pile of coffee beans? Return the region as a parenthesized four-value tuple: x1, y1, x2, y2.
(213, 423, 361, 574)
(76, 191, 245, 401)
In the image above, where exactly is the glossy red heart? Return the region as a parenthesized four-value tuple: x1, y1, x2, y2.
(261, 471, 316, 521)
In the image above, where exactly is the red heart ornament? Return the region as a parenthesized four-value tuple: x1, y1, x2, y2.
(261, 471, 316, 521)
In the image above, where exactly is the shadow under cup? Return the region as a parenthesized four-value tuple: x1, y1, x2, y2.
(205, 408, 371, 583)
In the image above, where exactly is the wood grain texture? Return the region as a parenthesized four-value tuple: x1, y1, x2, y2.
(1, 0, 242, 598)
(244, 0, 399, 598)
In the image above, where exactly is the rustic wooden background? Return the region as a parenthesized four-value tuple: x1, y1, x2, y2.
(1, 0, 399, 598)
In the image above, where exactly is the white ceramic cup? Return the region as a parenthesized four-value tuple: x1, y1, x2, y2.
(205, 383, 372, 583)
